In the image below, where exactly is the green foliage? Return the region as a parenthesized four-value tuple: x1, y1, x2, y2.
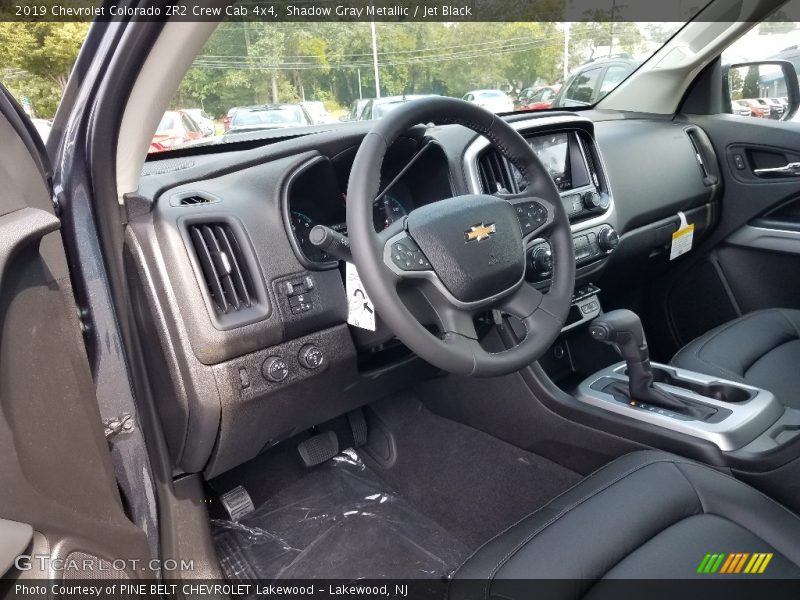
(742, 65, 760, 99)
(0, 21, 88, 118)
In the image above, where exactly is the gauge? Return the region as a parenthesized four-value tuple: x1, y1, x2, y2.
(373, 194, 407, 230)
(290, 210, 329, 263)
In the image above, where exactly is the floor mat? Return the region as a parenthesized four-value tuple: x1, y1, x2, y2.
(364, 394, 582, 548)
(211, 449, 470, 582)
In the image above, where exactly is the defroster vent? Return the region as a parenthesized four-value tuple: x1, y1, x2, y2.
(188, 223, 254, 314)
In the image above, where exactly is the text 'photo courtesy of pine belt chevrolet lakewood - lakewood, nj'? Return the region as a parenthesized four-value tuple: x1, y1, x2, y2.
(2, 0, 800, 599)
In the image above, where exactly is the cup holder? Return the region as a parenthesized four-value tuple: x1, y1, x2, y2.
(650, 367, 754, 403)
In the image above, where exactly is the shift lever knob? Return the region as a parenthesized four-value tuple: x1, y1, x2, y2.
(588, 309, 649, 364)
(589, 309, 689, 412)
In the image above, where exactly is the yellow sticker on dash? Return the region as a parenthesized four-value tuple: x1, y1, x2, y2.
(670, 223, 695, 260)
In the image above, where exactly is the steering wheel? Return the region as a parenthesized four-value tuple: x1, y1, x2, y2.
(346, 97, 575, 377)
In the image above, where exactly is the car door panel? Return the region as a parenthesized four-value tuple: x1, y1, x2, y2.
(0, 86, 152, 583)
(662, 113, 800, 346)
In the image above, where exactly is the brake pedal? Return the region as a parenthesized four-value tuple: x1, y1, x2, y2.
(347, 409, 368, 448)
(298, 431, 339, 467)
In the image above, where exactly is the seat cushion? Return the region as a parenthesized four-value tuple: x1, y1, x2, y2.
(450, 451, 800, 599)
(671, 308, 800, 408)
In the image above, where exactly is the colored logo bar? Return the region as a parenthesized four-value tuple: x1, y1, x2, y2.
(697, 552, 773, 574)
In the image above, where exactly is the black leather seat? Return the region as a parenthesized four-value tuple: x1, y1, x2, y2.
(450, 451, 800, 598)
(671, 308, 800, 409)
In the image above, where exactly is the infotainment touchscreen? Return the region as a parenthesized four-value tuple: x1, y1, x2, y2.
(528, 133, 569, 183)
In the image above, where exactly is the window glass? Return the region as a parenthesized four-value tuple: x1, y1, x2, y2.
(565, 67, 602, 104)
(599, 66, 631, 95)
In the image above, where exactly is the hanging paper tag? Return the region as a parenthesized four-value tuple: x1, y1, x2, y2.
(346, 262, 376, 331)
(670, 211, 694, 261)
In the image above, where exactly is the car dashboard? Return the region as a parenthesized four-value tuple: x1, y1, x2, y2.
(127, 111, 721, 477)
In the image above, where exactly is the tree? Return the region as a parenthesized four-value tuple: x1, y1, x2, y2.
(0, 22, 88, 117)
(742, 66, 760, 99)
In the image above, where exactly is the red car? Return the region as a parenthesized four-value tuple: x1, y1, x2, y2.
(149, 110, 204, 153)
(738, 98, 770, 118)
(518, 86, 560, 111)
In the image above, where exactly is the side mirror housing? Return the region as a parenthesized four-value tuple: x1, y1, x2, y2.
(723, 60, 800, 122)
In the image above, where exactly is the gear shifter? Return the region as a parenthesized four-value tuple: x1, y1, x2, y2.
(589, 309, 690, 412)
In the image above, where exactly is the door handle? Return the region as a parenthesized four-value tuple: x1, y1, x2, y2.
(753, 162, 800, 178)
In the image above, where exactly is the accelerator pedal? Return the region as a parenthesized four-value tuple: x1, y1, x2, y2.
(298, 431, 339, 467)
(347, 409, 368, 448)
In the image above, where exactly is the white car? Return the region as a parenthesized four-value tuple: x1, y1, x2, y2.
(184, 108, 215, 137)
(301, 101, 335, 124)
(462, 89, 514, 113)
(31, 118, 52, 142)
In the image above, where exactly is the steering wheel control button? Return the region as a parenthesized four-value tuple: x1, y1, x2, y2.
(298, 344, 324, 370)
(515, 201, 547, 235)
(391, 238, 431, 271)
(262, 356, 289, 382)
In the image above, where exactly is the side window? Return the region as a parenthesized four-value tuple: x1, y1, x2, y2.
(181, 114, 199, 133)
(598, 66, 631, 98)
(565, 67, 602, 104)
(542, 89, 555, 101)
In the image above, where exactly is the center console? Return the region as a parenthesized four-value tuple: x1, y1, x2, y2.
(577, 362, 783, 451)
(575, 309, 794, 455)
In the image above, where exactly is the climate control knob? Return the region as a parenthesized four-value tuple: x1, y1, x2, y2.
(598, 226, 620, 251)
(583, 190, 602, 209)
(530, 246, 553, 275)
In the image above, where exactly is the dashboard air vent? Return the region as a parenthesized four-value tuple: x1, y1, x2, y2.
(180, 195, 212, 206)
(478, 149, 518, 194)
(188, 223, 253, 314)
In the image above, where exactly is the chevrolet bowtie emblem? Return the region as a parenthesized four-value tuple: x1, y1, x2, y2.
(465, 223, 497, 242)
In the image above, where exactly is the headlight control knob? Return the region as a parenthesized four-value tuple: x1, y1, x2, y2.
(262, 356, 289, 382)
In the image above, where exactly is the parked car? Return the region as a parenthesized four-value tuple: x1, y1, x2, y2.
(223, 104, 313, 136)
(732, 99, 754, 116)
(357, 95, 438, 120)
(738, 98, 770, 117)
(301, 101, 335, 124)
(552, 56, 640, 108)
(149, 110, 204, 153)
(766, 97, 786, 119)
(517, 86, 560, 111)
(342, 98, 370, 121)
(223, 105, 260, 131)
(462, 89, 515, 113)
(184, 108, 215, 137)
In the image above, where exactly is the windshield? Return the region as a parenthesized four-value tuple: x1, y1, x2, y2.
(152, 19, 691, 153)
